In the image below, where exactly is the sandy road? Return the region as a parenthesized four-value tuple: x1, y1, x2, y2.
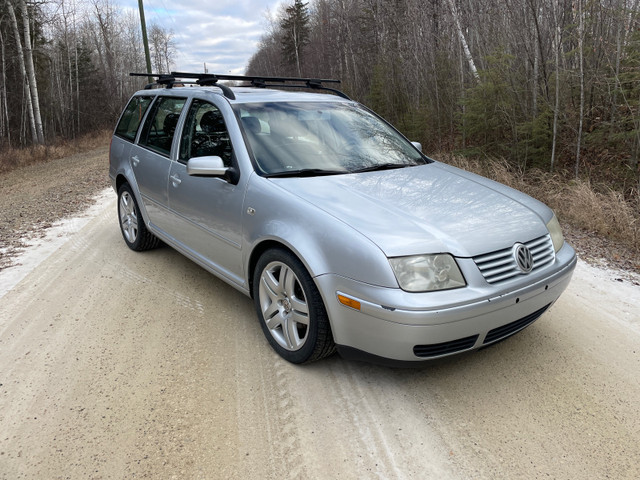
(0, 193, 639, 479)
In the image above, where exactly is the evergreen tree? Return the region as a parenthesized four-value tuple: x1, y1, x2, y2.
(280, 0, 310, 76)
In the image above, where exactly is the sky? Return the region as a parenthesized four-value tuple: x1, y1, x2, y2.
(120, 0, 285, 75)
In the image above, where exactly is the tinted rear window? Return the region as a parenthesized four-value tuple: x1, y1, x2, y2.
(115, 96, 153, 141)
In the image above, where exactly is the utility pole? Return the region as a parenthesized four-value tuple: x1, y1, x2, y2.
(138, 0, 152, 82)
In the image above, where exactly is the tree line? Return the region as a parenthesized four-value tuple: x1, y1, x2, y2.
(0, 0, 174, 148)
(2, 0, 639, 196)
(248, 0, 640, 194)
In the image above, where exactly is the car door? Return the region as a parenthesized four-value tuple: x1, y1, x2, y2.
(165, 98, 246, 286)
(129, 95, 186, 233)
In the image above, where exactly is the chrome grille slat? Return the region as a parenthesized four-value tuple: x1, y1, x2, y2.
(487, 269, 521, 283)
(475, 256, 514, 270)
(473, 235, 555, 284)
(473, 248, 511, 263)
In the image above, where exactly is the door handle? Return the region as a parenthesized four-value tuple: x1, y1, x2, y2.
(131, 155, 140, 167)
(170, 174, 182, 186)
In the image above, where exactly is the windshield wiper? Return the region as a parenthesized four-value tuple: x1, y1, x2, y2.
(265, 168, 349, 178)
(350, 163, 415, 173)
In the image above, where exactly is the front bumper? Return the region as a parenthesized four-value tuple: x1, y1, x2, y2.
(316, 244, 577, 363)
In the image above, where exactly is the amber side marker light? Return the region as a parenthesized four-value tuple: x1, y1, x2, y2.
(338, 294, 361, 311)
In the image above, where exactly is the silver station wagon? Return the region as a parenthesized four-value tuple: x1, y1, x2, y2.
(109, 73, 577, 365)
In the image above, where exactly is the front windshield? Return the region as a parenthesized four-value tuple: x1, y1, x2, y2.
(234, 101, 427, 176)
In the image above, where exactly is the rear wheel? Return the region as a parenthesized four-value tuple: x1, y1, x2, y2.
(117, 184, 160, 251)
(254, 248, 335, 363)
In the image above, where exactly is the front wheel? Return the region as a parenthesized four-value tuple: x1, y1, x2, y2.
(117, 184, 160, 251)
(253, 248, 335, 364)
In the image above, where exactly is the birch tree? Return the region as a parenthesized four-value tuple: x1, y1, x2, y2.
(5, 0, 37, 144)
(18, 0, 44, 144)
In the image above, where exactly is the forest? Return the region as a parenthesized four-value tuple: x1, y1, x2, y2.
(249, 0, 640, 195)
(1, 0, 639, 247)
(0, 0, 174, 147)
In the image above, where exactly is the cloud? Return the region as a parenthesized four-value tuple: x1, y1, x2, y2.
(123, 0, 284, 73)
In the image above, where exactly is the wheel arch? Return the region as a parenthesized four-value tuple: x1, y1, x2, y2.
(248, 239, 299, 299)
(115, 173, 129, 193)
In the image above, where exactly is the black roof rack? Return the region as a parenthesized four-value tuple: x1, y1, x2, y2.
(129, 72, 350, 101)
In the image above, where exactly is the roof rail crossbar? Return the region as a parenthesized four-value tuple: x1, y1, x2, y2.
(171, 72, 349, 100)
(169, 72, 236, 100)
(130, 72, 350, 100)
(130, 72, 178, 89)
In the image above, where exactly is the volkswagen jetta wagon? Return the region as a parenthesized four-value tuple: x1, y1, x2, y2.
(109, 73, 576, 365)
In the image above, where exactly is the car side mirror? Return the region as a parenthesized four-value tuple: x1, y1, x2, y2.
(411, 141, 422, 153)
(187, 156, 239, 184)
(187, 156, 226, 176)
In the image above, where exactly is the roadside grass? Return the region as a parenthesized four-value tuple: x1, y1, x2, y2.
(0, 130, 111, 174)
(439, 153, 640, 256)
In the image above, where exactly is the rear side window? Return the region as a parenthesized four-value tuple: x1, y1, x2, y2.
(115, 96, 153, 141)
(139, 97, 186, 157)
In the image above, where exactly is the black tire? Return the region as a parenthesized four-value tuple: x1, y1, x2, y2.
(253, 248, 336, 364)
(117, 183, 161, 251)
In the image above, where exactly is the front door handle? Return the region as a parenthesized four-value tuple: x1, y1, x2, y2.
(131, 155, 140, 167)
(170, 174, 182, 187)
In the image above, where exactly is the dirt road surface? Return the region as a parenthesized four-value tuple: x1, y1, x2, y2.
(1, 191, 639, 479)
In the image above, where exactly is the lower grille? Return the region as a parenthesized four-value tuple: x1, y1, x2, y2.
(483, 303, 551, 345)
(414, 335, 479, 358)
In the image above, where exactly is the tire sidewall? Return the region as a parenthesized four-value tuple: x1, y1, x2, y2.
(253, 249, 323, 364)
(117, 184, 144, 251)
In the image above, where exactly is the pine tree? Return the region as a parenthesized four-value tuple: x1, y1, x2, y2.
(280, 0, 310, 76)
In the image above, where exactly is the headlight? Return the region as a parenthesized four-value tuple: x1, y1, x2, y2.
(389, 254, 466, 292)
(546, 213, 564, 252)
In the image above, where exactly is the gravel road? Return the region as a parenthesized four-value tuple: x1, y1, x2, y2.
(1, 149, 639, 479)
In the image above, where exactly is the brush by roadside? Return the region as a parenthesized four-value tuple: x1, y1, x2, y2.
(0, 130, 111, 174)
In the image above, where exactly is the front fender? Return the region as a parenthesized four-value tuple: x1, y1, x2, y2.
(242, 175, 399, 289)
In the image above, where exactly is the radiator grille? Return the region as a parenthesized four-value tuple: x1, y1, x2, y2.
(473, 235, 555, 284)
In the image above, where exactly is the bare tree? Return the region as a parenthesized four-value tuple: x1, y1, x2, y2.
(5, 0, 38, 144)
(446, 0, 480, 82)
(575, 0, 585, 178)
(149, 23, 175, 74)
(18, 0, 44, 144)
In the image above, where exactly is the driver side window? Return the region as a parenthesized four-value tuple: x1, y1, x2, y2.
(179, 100, 233, 167)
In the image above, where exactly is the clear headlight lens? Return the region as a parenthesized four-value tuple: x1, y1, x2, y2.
(546, 213, 565, 252)
(389, 254, 466, 292)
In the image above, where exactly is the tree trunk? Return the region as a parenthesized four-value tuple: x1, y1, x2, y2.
(446, 0, 480, 82)
(0, 26, 10, 145)
(575, 0, 585, 179)
(6, 0, 37, 145)
(550, 0, 563, 172)
(18, 0, 44, 144)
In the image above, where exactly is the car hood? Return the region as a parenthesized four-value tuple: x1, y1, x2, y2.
(270, 162, 550, 257)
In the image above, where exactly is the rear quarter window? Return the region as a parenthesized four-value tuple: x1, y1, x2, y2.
(115, 96, 153, 141)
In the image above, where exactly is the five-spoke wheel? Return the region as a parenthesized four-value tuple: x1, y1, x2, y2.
(117, 184, 160, 251)
(254, 248, 335, 363)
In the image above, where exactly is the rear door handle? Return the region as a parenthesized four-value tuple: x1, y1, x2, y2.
(170, 174, 182, 186)
(131, 155, 140, 167)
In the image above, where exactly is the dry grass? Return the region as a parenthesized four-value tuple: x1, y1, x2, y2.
(438, 153, 640, 255)
(0, 130, 111, 174)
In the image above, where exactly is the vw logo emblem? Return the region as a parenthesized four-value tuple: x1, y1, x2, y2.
(513, 244, 534, 273)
